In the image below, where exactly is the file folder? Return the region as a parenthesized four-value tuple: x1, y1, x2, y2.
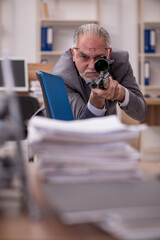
(144, 61, 150, 86)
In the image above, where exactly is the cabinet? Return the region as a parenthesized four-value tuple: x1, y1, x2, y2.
(36, 0, 100, 63)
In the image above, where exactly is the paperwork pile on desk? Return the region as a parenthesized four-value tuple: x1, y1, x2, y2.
(28, 115, 146, 183)
(27, 116, 160, 240)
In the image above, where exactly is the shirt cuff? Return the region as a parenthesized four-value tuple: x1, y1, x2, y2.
(119, 88, 129, 107)
(87, 102, 106, 116)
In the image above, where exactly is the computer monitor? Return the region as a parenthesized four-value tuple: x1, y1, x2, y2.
(0, 58, 28, 92)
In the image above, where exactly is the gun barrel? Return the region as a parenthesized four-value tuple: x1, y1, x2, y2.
(90, 57, 114, 89)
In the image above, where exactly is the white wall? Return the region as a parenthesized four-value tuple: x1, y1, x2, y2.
(1, 0, 37, 62)
(0, 0, 138, 76)
(100, 0, 137, 77)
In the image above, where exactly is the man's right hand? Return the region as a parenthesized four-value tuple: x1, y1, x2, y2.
(89, 77, 125, 108)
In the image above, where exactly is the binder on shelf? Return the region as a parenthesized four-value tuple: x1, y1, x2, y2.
(138, 61, 141, 85)
(41, 27, 47, 51)
(150, 29, 156, 53)
(41, 59, 48, 63)
(144, 29, 150, 53)
(144, 29, 156, 53)
(144, 60, 150, 86)
(41, 26, 53, 51)
(46, 27, 53, 51)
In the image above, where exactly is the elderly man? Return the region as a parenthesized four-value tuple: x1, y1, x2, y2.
(38, 23, 147, 121)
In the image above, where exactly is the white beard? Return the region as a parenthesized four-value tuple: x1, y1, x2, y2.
(79, 70, 99, 83)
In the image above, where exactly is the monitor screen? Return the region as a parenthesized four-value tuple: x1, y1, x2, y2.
(0, 58, 28, 92)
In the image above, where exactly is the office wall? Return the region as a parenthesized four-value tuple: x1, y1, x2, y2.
(0, 0, 137, 76)
(100, 0, 137, 77)
(0, 0, 37, 61)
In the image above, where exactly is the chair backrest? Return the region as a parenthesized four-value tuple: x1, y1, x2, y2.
(18, 95, 39, 121)
(36, 71, 74, 121)
(17, 95, 40, 138)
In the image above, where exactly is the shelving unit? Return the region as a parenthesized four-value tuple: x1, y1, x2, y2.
(36, 0, 100, 63)
(137, 0, 160, 161)
(137, 0, 160, 98)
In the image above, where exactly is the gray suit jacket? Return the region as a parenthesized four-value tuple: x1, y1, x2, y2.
(38, 48, 147, 121)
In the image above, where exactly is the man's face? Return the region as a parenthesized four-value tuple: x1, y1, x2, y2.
(71, 35, 111, 83)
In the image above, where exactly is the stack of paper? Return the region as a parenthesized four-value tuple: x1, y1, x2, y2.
(28, 115, 146, 183)
(28, 116, 160, 240)
(98, 206, 160, 240)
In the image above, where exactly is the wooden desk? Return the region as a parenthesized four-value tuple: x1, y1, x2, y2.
(145, 98, 160, 105)
(0, 161, 160, 240)
(0, 214, 116, 240)
(142, 98, 160, 126)
(28, 63, 55, 81)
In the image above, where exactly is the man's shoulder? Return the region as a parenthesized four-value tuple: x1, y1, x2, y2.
(111, 48, 129, 63)
(110, 48, 130, 79)
(51, 49, 75, 76)
(51, 49, 80, 87)
(111, 48, 128, 56)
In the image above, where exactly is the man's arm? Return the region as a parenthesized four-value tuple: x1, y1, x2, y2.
(116, 54, 147, 122)
(80, 50, 147, 122)
(108, 50, 147, 121)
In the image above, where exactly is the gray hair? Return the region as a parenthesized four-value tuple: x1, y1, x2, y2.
(72, 23, 111, 48)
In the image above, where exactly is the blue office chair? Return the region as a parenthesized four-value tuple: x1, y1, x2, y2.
(36, 71, 74, 121)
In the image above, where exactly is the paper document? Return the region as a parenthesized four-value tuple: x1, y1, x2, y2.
(27, 116, 159, 240)
(98, 206, 160, 240)
(28, 115, 146, 144)
(28, 115, 146, 183)
(41, 179, 160, 224)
